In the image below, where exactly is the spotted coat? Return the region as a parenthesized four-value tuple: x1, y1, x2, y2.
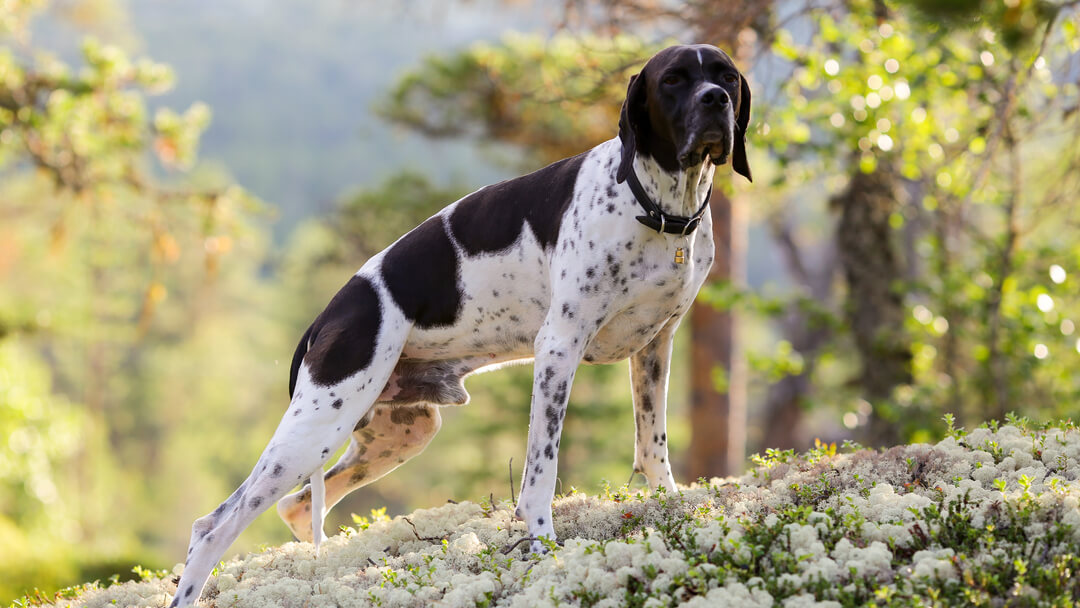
(171, 43, 751, 607)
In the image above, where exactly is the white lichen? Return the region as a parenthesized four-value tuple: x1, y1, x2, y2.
(36, 422, 1080, 607)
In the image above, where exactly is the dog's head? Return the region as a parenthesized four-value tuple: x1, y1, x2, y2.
(617, 44, 752, 183)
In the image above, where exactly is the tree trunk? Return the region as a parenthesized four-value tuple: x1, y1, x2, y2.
(687, 189, 746, 479)
(833, 167, 912, 446)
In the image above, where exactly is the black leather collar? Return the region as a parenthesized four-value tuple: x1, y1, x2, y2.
(624, 165, 712, 235)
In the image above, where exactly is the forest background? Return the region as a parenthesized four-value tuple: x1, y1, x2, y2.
(2, 0, 1079, 601)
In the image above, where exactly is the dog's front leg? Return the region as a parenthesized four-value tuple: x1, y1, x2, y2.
(629, 321, 679, 492)
(515, 318, 588, 551)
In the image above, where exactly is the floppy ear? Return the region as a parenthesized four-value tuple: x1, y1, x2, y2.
(616, 71, 647, 184)
(732, 73, 753, 182)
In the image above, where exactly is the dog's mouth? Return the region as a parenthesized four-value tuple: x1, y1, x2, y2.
(678, 129, 732, 168)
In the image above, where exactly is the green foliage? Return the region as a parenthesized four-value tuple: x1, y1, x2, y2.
(0, 1, 268, 601)
(382, 33, 665, 166)
(896, 0, 1068, 50)
(745, 0, 1080, 439)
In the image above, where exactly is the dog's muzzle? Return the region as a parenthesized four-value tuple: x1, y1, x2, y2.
(678, 84, 734, 168)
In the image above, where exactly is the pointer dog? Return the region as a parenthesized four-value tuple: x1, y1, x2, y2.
(172, 43, 751, 606)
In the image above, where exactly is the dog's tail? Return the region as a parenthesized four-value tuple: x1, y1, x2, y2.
(289, 324, 315, 399)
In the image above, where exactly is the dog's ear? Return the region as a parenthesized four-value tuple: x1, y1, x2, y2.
(732, 73, 752, 182)
(617, 71, 647, 184)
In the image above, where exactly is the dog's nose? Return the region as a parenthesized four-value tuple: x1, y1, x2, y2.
(697, 85, 729, 107)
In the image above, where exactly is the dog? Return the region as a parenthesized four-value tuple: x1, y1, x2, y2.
(171, 43, 750, 606)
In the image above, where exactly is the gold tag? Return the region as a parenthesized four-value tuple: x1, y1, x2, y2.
(674, 247, 685, 264)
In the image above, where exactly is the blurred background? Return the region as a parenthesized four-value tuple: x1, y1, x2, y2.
(2, 0, 1079, 601)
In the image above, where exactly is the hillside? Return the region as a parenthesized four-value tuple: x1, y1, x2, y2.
(29, 422, 1080, 607)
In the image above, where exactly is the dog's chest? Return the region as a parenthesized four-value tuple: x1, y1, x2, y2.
(572, 222, 713, 363)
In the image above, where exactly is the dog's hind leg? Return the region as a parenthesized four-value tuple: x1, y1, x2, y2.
(309, 462, 327, 554)
(277, 403, 443, 541)
(170, 385, 369, 607)
(171, 281, 410, 607)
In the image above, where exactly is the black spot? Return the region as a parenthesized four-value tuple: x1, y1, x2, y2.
(544, 443, 554, 459)
(272, 463, 284, 477)
(545, 405, 560, 438)
(449, 152, 587, 254)
(552, 381, 568, 405)
(185, 585, 194, 598)
(349, 464, 369, 484)
(322, 447, 330, 456)
(390, 407, 419, 425)
(331, 398, 343, 409)
(529, 476, 536, 486)
(537, 517, 545, 525)
(300, 276, 382, 389)
(381, 216, 461, 328)
(248, 496, 263, 509)
(641, 393, 654, 412)
(650, 358, 662, 382)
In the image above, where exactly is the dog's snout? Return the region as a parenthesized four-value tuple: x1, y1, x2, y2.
(697, 85, 729, 107)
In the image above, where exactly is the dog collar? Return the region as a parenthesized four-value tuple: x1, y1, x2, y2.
(625, 166, 712, 236)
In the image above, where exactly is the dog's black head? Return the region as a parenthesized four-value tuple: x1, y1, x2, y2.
(618, 44, 752, 183)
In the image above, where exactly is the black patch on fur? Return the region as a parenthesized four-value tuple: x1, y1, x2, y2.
(185, 585, 194, 598)
(288, 323, 314, 398)
(449, 152, 587, 254)
(390, 407, 418, 425)
(301, 276, 382, 389)
(354, 412, 373, 431)
(331, 398, 343, 409)
(381, 216, 462, 328)
(650, 358, 662, 382)
(545, 405, 560, 438)
(640, 392, 654, 412)
(248, 496, 263, 509)
(272, 463, 284, 477)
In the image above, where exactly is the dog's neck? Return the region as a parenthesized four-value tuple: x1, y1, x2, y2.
(631, 152, 716, 218)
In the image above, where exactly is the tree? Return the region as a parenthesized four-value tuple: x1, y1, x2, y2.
(0, 1, 262, 598)
(761, 0, 1080, 438)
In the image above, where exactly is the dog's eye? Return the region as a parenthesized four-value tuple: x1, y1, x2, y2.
(662, 74, 682, 86)
(723, 73, 738, 84)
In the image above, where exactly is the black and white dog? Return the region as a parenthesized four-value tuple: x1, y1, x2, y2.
(172, 43, 750, 606)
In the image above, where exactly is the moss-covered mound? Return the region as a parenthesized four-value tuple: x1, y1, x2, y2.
(26, 421, 1080, 607)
